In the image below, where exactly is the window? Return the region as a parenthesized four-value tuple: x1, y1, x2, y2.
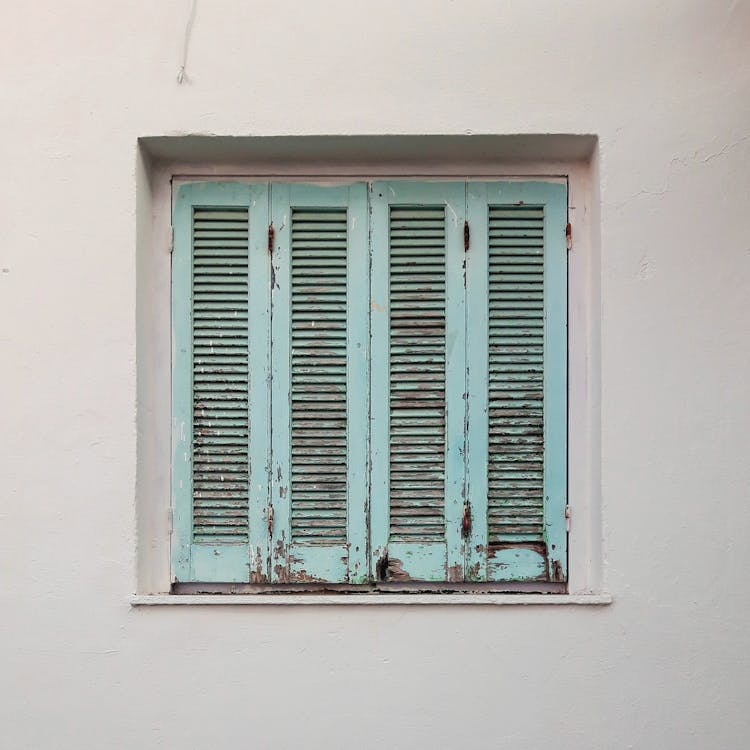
(171, 180, 567, 588)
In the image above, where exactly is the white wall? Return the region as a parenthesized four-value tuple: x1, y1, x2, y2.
(1, 1, 748, 748)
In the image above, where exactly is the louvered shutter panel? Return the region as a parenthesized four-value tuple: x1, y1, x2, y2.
(388, 206, 447, 544)
(270, 184, 368, 583)
(370, 182, 466, 582)
(466, 182, 567, 582)
(172, 183, 270, 583)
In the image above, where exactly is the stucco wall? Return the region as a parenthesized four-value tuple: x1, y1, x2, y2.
(2, 1, 749, 748)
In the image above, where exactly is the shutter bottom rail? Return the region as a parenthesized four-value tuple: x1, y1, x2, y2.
(170, 580, 568, 595)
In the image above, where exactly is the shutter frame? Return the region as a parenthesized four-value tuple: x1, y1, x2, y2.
(465, 181, 568, 582)
(269, 183, 369, 583)
(370, 182, 466, 582)
(172, 182, 270, 583)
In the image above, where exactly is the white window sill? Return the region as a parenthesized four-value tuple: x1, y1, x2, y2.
(131, 593, 612, 607)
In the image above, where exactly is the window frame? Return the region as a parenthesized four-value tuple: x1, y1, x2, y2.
(134, 150, 603, 599)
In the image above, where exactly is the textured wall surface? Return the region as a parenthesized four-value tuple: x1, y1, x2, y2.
(1, 2, 749, 748)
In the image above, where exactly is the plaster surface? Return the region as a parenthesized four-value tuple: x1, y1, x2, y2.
(1, 2, 749, 748)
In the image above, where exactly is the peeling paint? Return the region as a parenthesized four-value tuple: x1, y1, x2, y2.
(386, 557, 411, 582)
(447, 564, 463, 583)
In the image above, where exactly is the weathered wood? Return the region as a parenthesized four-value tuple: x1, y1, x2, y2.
(369, 182, 466, 582)
(270, 183, 369, 584)
(466, 182, 568, 583)
(173, 179, 568, 588)
(172, 182, 269, 584)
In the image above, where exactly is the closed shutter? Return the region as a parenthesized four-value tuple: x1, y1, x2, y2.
(466, 182, 567, 582)
(370, 182, 466, 582)
(270, 184, 369, 583)
(172, 180, 567, 588)
(172, 183, 270, 583)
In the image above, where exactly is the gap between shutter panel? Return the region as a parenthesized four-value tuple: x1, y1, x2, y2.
(192, 208, 250, 544)
(487, 206, 545, 548)
(290, 208, 349, 544)
(389, 207, 447, 542)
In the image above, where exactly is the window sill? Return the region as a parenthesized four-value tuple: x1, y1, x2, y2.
(131, 593, 612, 607)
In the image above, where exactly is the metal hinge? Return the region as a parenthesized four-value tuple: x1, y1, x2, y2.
(461, 502, 472, 539)
(565, 505, 571, 531)
(268, 223, 275, 254)
(268, 506, 274, 537)
(169, 226, 174, 254)
(167, 507, 174, 534)
(464, 220, 470, 252)
(565, 222, 572, 251)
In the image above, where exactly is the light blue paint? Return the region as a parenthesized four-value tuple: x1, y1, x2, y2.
(465, 182, 490, 581)
(488, 546, 548, 581)
(172, 182, 268, 584)
(172, 180, 568, 587)
(270, 183, 369, 583)
(370, 182, 466, 582)
(468, 182, 568, 582)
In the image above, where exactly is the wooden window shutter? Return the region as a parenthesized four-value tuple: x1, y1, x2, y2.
(465, 182, 568, 582)
(172, 182, 270, 583)
(370, 182, 467, 582)
(172, 179, 567, 589)
(269, 184, 369, 583)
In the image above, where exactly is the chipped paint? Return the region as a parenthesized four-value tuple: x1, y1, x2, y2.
(250, 546, 266, 583)
(386, 557, 411, 582)
(447, 564, 463, 583)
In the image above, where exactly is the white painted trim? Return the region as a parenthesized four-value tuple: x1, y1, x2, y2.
(135, 143, 603, 596)
(132, 593, 612, 606)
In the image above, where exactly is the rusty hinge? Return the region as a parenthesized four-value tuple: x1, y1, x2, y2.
(461, 502, 472, 539)
(267, 506, 274, 537)
(565, 505, 571, 531)
(268, 223, 275, 254)
(376, 551, 389, 582)
(565, 222, 572, 251)
(463, 220, 470, 251)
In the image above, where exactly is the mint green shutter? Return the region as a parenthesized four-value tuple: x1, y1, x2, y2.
(370, 182, 466, 582)
(173, 180, 567, 588)
(172, 183, 270, 583)
(466, 182, 567, 582)
(270, 184, 369, 583)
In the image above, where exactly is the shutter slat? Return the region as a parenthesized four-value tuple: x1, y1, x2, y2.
(389, 207, 446, 542)
(191, 207, 249, 545)
(487, 207, 545, 547)
(290, 208, 348, 545)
